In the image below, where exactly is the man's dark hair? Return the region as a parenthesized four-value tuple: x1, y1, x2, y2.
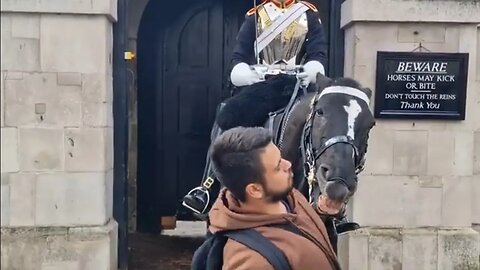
(209, 127, 272, 202)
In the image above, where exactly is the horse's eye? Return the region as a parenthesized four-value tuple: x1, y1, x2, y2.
(316, 109, 324, 115)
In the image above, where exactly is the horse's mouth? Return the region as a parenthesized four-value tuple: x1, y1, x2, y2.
(313, 180, 352, 216)
(310, 174, 352, 216)
(317, 193, 346, 216)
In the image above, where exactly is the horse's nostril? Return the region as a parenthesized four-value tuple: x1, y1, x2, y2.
(349, 182, 358, 193)
(325, 182, 349, 202)
(320, 164, 330, 179)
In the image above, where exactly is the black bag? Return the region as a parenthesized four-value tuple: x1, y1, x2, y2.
(191, 224, 302, 270)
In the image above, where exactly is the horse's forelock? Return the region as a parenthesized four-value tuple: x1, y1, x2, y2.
(329, 78, 363, 89)
(313, 77, 375, 136)
(326, 77, 372, 99)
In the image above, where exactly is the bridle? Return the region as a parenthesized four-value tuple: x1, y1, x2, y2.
(299, 86, 370, 220)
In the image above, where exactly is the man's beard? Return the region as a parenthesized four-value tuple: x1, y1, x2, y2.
(263, 173, 294, 203)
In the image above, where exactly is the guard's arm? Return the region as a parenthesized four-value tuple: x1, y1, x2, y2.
(304, 10, 328, 67)
(230, 14, 262, 86)
(231, 14, 257, 68)
(300, 7, 328, 84)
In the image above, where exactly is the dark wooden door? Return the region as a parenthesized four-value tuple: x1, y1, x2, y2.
(160, 0, 224, 218)
(137, 0, 249, 232)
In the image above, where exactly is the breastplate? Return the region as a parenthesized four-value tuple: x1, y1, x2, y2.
(256, 2, 309, 66)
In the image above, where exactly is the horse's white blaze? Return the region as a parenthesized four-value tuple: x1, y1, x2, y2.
(344, 99, 362, 140)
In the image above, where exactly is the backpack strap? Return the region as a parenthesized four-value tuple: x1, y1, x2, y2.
(268, 222, 304, 236)
(224, 229, 291, 270)
(271, 223, 342, 270)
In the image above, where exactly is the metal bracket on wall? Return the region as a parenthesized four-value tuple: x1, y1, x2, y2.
(411, 42, 431, 53)
(124, 51, 136, 60)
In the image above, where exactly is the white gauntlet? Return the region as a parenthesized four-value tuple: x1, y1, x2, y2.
(302, 60, 325, 85)
(230, 63, 262, 87)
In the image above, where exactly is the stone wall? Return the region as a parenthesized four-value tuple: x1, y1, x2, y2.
(0, 1, 118, 269)
(338, 0, 480, 269)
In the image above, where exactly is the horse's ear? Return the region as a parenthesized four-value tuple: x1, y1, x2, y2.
(362, 87, 373, 99)
(315, 73, 332, 92)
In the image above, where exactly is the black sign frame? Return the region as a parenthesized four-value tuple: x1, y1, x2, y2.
(374, 51, 469, 120)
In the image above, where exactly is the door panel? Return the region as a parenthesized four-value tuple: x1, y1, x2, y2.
(160, 0, 223, 217)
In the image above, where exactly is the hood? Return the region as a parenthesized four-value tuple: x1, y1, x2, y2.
(208, 188, 300, 233)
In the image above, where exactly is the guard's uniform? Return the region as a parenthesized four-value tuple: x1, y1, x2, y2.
(231, 0, 328, 70)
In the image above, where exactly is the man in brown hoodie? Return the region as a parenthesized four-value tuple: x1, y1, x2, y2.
(207, 126, 341, 270)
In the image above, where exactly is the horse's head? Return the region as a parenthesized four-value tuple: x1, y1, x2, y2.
(303, 74, 375, 217)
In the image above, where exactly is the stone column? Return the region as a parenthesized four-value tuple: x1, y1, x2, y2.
(1, 1, 118, 269)
(337, 0, 480, 269)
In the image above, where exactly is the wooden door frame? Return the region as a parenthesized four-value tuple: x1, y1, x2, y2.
(113, 0, 129, 269)
(327, 0, 345, 78)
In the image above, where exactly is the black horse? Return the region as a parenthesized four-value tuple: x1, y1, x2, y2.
(184, 73, 376, 250)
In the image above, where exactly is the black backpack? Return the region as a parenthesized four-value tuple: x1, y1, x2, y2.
(191, 223, 302, 270)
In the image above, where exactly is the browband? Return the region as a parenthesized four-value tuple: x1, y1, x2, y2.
(319, 86, 370, 105)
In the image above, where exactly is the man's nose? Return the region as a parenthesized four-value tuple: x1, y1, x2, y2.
(283, 159, 292, 171)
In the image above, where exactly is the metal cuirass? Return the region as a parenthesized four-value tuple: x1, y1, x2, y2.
(256, 2, 309, 66)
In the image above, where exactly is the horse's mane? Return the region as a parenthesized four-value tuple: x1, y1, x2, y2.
(330, 77, 362, 88)
(316, 76, 371, 99)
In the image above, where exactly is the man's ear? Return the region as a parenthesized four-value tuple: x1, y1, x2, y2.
(245, 183, 263, 200)
(315, 73, 332, 93)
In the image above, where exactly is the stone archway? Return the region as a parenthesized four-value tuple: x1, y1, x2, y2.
(127, 0, 338, 234)
(124, 0, 345, 267)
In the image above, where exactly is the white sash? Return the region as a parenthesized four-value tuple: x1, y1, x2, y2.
(254, 3, 309, 57)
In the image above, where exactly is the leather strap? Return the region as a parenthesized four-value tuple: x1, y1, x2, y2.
(225, 229, 291, 270)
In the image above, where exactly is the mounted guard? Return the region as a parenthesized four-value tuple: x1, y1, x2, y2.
(182, 0, 328, 217)
(230, 0, 327, 88)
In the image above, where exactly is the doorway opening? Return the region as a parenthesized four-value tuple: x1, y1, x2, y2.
(125, 0, 344, 267)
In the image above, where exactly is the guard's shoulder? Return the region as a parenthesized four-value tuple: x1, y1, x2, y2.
(246, 6, 259, 16)
(246, 1, 266, 16)
(300, 1, 318, 12)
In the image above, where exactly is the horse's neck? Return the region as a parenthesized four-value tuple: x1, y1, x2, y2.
(280, 93, 316, 163)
